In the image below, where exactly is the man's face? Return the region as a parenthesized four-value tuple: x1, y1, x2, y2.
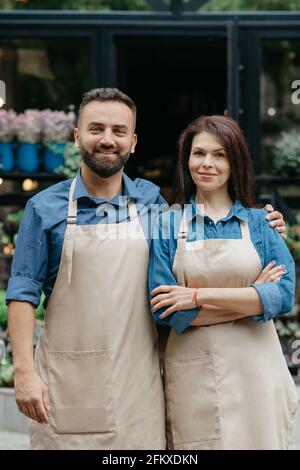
(74, 100, 137, 178)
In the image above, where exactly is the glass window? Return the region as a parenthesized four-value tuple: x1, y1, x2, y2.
(261, 39, 300, 174)
(0, 37, 91, 112)
(200, 0, 300, 11)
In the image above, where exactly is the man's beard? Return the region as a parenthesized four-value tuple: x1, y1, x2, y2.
(79, 143, 131, 178)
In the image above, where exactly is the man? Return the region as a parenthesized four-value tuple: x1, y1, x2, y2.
(7, 88, 285, 450)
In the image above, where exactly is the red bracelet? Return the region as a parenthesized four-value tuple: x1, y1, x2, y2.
(192, 288, 200, 308)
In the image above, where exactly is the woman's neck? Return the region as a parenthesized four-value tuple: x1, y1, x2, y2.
(195, 189, 233, 222)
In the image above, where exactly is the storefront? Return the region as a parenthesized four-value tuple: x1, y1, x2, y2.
(0, 9, 300, 202)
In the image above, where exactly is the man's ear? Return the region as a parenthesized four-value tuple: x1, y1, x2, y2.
(131, 134, 137, 154)
(74, 128, 80, 148)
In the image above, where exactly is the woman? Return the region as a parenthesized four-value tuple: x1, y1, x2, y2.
(149, 115, 298, 450)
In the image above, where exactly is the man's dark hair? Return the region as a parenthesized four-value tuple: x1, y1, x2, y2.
(78, 88, 137, 129)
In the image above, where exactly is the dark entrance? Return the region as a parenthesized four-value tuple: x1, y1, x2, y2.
(116, 35, 227, 198)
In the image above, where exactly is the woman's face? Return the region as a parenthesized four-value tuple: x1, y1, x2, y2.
(188, 131, 231, 194)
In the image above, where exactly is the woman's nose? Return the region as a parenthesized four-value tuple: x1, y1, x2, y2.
(202, 154, 213, 166)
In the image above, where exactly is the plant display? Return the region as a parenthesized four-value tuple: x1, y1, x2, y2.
(13, 109, 43, 143)
(0, 209, 24, 255)
(0, 109, 17, 141)
(41, 110, 76, 143)
(57, 142, 81, 178)
(272, 131, 300, 176)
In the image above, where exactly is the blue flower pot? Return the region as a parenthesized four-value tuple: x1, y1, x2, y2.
(17, 143, 40, 172)
(44, 143, 65, 173)
(0, 142, 14, 172)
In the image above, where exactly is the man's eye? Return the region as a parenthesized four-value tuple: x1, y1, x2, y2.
(115, 130, 126, 135)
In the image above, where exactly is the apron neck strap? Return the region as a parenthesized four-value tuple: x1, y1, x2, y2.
(128, 199, 138, 221)
(67, 177, 78, 225)
(65, 177, 77, 285)
(240, 220, 250, 239)
(175, 211, 188, 287)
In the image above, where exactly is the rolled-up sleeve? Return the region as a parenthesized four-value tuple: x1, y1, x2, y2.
(148, 212, 199, 335)
(252, 216, 296, 323)
(6, 199, 48, 307)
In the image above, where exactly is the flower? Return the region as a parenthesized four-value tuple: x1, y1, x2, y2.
(13, 109, 43, 143)
(41, 110, 76, 144)
(0, 109, 17, 141)
(56, 142, 81, 178)
(286, 223, 300, 262)
(272, 131, 300, 176)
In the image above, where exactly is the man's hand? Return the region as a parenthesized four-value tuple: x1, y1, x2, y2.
(264, 204, 286, 239)
(14, 369, 50, 424)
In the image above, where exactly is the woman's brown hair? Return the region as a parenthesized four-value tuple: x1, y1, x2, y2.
(175, 115, 255, 207)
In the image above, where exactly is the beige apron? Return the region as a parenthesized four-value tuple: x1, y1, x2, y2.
(29, 177, 165, 450)
(164, 213, 297, 450)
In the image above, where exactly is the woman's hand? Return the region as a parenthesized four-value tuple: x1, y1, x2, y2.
(151, 262, 286, 320)
(151, 285, 197, 319)
(254, 261, 286, 284)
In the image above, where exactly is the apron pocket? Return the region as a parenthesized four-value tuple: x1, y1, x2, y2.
(47, 349, 115, 434)
(165, 354, 220, 447)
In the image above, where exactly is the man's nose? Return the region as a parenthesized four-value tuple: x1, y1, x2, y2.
(99, 131, 114, 146)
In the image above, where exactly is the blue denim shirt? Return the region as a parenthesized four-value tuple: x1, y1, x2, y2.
(6, 169, 167, 308)
(148, 199, 296, 336)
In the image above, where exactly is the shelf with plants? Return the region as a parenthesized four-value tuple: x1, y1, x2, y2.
(256, 131, 300, 209)
(0, 172, 64, 181)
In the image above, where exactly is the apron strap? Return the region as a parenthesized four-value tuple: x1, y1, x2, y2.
(175, 211, 188, 287)
(65, 178, 77, 285)
(240, 220, 250, 240)
(128, 199, 138, 220)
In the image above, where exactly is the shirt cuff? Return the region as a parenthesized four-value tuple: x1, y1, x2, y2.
(5, 276, 42, 308)
(169, 308, 200, 336)
(251, 283, 282, 323)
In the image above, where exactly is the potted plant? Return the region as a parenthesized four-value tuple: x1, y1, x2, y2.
(0, 109, 16, 172)
(56, 142, 81, 178)
(13, 109, 42, 172)
(286, 225, 300, 263)
(41, 110, 76, 173)
(272, 131, 300, 177)
(275, 309, 300, 377)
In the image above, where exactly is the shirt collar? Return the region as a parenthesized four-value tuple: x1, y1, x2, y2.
(186, 197, 248, 224)
(72, 169, 145, 204)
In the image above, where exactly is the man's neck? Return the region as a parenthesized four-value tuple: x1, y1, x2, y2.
(81, 164, 123, 200)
